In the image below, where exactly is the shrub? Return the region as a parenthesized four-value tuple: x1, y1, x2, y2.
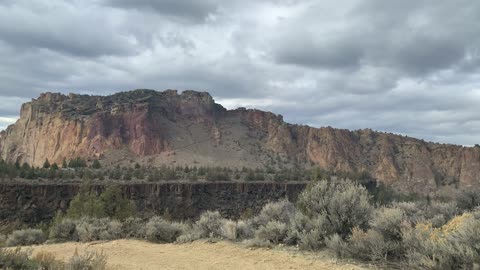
(145, 217, 184, 243)
(370, 207, 405, 241)
(77, 218, 111, 242)
(403, 213, 480, 269)
(348, 228, 392, 262)
(391, 201, 425, 224)
(235, 220, 255, 240)
(284, 211, 313, 245)
(220, 220, 237, 240)
(65, 249, 107, 270)
(99, 220, 123, 240)
(175, 231, 201, 244)
(297, 180, 373, 238)
(253, 200, 295, 227)
(302, 217, 330, 250)
(34, 251, 64, 269)
(0, 248, 37, 269)
(121, 217, 146, 239)
(49, 218, 78, 242)
(255, 221, 288, 244)
(325, 234, 348, 258)
(195, 211, 225, 238)
(6, 229, 46, 247)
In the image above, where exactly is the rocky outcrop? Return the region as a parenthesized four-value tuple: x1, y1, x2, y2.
(0, 182, 307, 225)
(1, 89, 480, 192)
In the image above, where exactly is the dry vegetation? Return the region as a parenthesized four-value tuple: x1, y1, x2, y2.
(1, 179, 480, 269)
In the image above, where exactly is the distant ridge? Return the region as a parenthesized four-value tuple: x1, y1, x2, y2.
(1, 89, 479, 192)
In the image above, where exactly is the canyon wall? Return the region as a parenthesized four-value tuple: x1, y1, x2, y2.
(0, 182, 307, 225)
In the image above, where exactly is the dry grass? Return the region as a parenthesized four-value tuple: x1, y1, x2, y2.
(20, 239, 369, 270)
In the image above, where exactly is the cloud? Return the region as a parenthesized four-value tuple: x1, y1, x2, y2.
(104, 0, 220, 23)
(0, 0, 479, 146)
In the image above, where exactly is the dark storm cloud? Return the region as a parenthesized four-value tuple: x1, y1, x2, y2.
(0, 1, 140, 58)
(273, 0, 480, 77)
(104, 0, 219, 23)
(0, 0, 479, 146)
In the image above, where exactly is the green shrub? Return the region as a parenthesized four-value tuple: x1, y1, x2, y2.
(121, 217, 146, 239)
(235, 220, 254, 240)
(76, 218, 122, 242)
(253, 200, 295, 227)
(6, 229, 46, 247)
(325, 233, 348, 258)
(195, 211, 226, 238)
(370, 207, 405, 241)
(49, 218, 78, 242)
(0, 247, 37, 269)
(297, 216, 330, 250)
(144, 217, 184, 243)
(99, 220, 123, 240)
(297, 180, 373, 238)
(348, 228, 393, 262)
(255, 221, 288, 244)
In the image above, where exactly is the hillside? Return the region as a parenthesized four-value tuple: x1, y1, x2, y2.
(1, 89, 479, 192)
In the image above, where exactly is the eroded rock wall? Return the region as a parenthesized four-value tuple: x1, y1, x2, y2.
(0, 182, 307, 225)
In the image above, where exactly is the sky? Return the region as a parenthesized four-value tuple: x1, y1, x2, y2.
(0, 0, 479, 146)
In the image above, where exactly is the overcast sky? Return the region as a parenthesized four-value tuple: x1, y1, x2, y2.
(0, 0, 479, 145)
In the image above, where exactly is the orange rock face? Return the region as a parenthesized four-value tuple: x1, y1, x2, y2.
(1, 89, 479, 193)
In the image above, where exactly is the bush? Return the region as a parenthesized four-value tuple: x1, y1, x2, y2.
(255, 221, 288, 244)
(348, 228, 393, 262)
(297, 180, 373, 238)
(65, 249, 107, 270)
(145, 217, 184, 243)
(99, 220, 123, 240)
(402, 213, 480, 269)
(6, 229, 46, 247)
(121, 217, 146, 239)
(76, 218, 122, 242)
(253, 200, 295, 227)
(34, 251, 64, 269)
(370, 207, 405, 241)
(49, 218, 78, 242)
(235, 220, 255, 240)
(325, 234, 348, 258)
(220, 220, 237, 240)
(391, 201, 425, 224)
(0, 248, 37, 269)
(195, 211, 226, 238)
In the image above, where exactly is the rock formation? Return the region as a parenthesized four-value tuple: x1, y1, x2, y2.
(1, 89, 479, 192)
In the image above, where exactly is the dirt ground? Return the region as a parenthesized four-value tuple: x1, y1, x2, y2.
(24, 239, 369, 270)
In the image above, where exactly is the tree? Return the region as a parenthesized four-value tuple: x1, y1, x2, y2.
(91, 159, 101, 169)
(43, 159, 51, 169)
(100, 186, 135, 220)
(62, 158, 68, 168)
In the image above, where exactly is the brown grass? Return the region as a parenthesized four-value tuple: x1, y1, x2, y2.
(22, 239, 368, 270)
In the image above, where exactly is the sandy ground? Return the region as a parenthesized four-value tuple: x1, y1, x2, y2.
(23, 239, 369, 270)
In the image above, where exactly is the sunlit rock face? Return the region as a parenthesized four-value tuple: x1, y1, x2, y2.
(1, 89, 479, 193)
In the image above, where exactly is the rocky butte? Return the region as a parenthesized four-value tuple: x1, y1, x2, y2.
(1, 89, 480, 193)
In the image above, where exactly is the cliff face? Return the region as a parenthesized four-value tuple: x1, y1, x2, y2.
(0, 182, 307, 225)
(1, 89, 479, 192)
